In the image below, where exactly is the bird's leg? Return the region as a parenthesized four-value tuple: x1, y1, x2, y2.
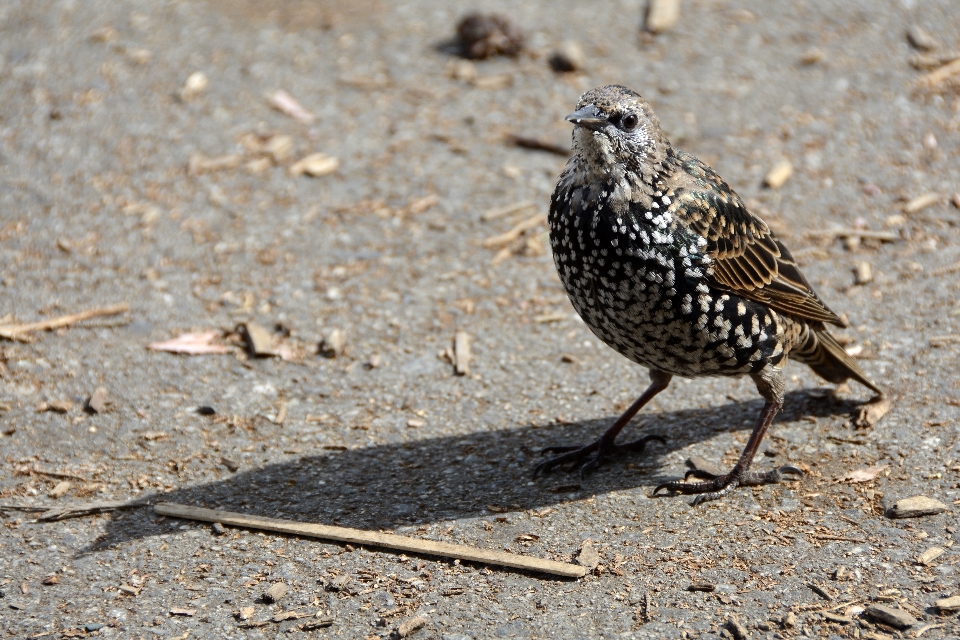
(654, 366, 803, 505)
(533, 370, 671, 479)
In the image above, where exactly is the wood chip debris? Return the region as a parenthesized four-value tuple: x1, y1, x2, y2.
(725, 615, 749, 640)
(855, 397, 893, 428)
(482, 214, 545, 248)
(764, 159, 793, 189)
(241, 322, 277, 357)
(863, 604, 917, 629)
(806, 228, 898, 242)
(481, 200, 535, 222)
(48, 481, 72, 498)
(453, 330, 472, 376)
(936, 595, 960, 611)
(147, 331, 231, 355)
(289, 153, 339, 177)
(153, 502, 587, 578)
(645, 0, 680, 34)
(265, 89, 315, 124)
(906, 25, 939, 51)
(505, 134, 569, 156)
(916, 58, 960, 89)
(917, 546, 944, 565)
(187, 153, 241, 176)
(169, 608, 196, 617)
(929, 334, 960, 347)
(903, 192, 942, 213)
(0, 304, 129, 341)
(886, 495, 948, 519)
(34, 499, 147, 522)
(396, 616, 428, 638)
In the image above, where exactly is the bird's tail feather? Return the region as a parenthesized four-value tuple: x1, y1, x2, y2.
(791, 325, 883, 396)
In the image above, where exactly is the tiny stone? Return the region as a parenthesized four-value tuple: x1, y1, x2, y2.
(396, 615, 428, 638)
(262, 582, 287, 603)
(782, 611, 797, 628)
(726, 615, 749, 640)
(41, 574, 59, 586)
(951, 193, 960, 209)
(289, 153, 339, 177)
(237, 606, 255, 620)
(549, 41, 586, 73)
(86, 386, 108, 413)
(764, 159, 793, 189)
(319, 328, 346, 358)
(576, 540, 600, 570)
(799, 47, 825, 65)
(49, 481, 72, 498)
(863, 604, 917, 629)
(886, 495, 948, 519)
(687, 583, 716, 592)
(856, 397, 893, 428)
(645, 0, 680, 34)
(854, 261, 873, 285)
(211, 522, 227, 536)
(180, 71, 208, 100)
(197, 406, 216, 416)
(935, 595, 960, 612)
(906, 25, 939, 51)
(243, 322, 276, 357)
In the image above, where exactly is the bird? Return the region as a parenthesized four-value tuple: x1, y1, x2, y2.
(536, 84, 882, 504)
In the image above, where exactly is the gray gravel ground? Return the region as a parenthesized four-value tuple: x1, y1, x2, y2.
(2, 0, 960, 638)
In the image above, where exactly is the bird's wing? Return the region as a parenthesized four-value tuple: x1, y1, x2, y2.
(669, 155, 845, 327)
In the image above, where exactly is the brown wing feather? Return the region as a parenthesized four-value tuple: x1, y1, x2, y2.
(668, 154, 845, 327)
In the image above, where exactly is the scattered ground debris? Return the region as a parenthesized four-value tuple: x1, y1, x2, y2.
(764, 159, 793, 189)
(0, 303, 129, 341)
(685, 456, 726, 478)
(289, 152, 339, 177)
(318, 328, 346, 358)
(452, 329, 472, 376)
(549, 41, 586, 73)
(37, 400, 73, 414)
(48, 481, 72, 498)
(396, 615, 428, 638)
(645, 0, 680, 34)
(265, 89, 315, 124)
(862, 604, 917, 629)
(936, 595, 960, 612)
(153, 502, 587, 578)
(455, 13, 524, 59)
(886, 495, 948, 519)
(725, 615, 749, 640)
(916, 58, 960, 90)
(481, 200, 535, 222)
(854, 261, 873, 286)
(187, 152, 241, 176)
(262, 582, 288, 604)
(147, 330, 231, 355)
(903, 192, 942, 214)
(241, 322, 276, 357)
(917, 546, 944, 566)
(505, 134, 569, 156)
(179, 71, 208, 101)
(0, 499, 148, 522)
(575, 540, 599, 570)
(85, 386, 108, 414)
(686, 583, 715, 592)
(799, 47, 825, 65)
(841, 465, 887, 483)
(907, 25, 939, 51)
(805, 228, 898, 243)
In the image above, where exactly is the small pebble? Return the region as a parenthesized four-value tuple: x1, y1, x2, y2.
(319, 328, 346, 358)
(396, 615, 428, 638)
(854, 261, 873, 285)
(906, 25, 939, 51)
(645, 0, 680, 34)
(576, 540, 600, 570)
(289, 153, 339, 177)
(936, 595, 960, 612)
(764, 159, 793, 189)
(180, 71, 208, 100)
(262, 582, 287, 603)
(917, 546, 944, 565)
(799, 47, 825, 65)
(211, 522, 227, 536)
(863, 603, 917, 629)
(549, 41, 586, 73)
(887, 495, 948, 519)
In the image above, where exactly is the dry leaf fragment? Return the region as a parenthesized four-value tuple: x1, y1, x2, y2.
(147, 331, 231, 355)
(187, 153, 241, 176)
(49, 481, 72, 498)
(265, 89, 315, 124)
(396, 615, 428, 638)
(841, 465, 887, 483)
(917, 546, 944, 565)
(576, 540, 600, 570)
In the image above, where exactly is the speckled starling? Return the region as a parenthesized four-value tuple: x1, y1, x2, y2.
(537, 85, 882, 504)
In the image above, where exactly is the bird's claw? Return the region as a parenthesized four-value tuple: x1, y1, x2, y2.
(653, 465, 804, 505)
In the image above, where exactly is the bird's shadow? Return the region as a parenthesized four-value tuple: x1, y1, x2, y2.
(84, 389, 859, 553)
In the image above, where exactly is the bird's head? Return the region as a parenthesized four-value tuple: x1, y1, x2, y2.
(566, 85, 669, 181)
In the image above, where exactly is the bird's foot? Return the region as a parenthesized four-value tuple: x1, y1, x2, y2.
(653, 465, 804, 506)
(533, 434, 665, 480)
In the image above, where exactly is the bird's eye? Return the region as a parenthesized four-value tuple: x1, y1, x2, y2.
(622, 113, 639, 130)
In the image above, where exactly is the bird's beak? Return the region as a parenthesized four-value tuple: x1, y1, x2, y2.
(565, 105, 608, 130)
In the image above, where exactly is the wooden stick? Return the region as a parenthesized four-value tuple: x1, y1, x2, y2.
(804, 229, 898, 242)
(0, 304, 130, 339)
(154, 502, 587, 578)
(482, 214, 546, 248)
